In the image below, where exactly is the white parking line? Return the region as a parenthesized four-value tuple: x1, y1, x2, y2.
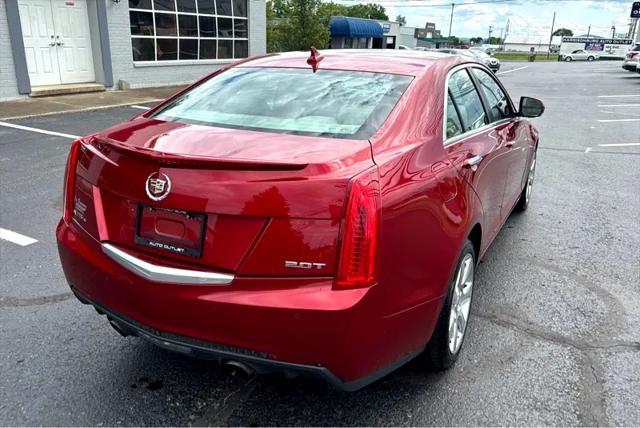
(0, 121, 80, 139)
(600, 110, 640, 117)
(130, 105, 151, 110)
(597, 104, 640, 107)
(597, 94, 640, 98)
(584, 147, 592, 153)
(496, 66, 529, 75)
(0, 228, 38, 246)
(598, 143, 640, 147)
(597, 118, 640, 123)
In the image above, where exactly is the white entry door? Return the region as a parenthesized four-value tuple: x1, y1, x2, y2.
(18, 0, 61, 86)
(51, 0, 95, 84)
(19, 0, 95, 87)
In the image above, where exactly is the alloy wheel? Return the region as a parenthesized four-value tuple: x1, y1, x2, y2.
(525, 155, 536, 204)
(448, 253, 474, 354)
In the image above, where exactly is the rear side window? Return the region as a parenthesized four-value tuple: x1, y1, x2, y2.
(448, 69, 487, 132)
(471, 68, 513, 121)
(152, 67, 413, 139)
(445, 93, 464, 139)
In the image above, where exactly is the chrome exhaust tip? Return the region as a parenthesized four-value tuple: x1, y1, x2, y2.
(107, 317, 130, 337)
(224, 360, 255, 377)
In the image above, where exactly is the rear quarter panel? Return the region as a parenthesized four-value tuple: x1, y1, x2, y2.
(367, 60, 482, 348)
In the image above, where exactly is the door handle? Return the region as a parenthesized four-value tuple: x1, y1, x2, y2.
(463, 155, 483, 167)
(55, 35, 64, 46)
(49, 35, 56, 46)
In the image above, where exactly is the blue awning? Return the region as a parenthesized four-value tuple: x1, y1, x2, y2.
(330, 17, 383, 38)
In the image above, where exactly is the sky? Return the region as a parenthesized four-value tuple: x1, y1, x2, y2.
(329, 0, 638, 41)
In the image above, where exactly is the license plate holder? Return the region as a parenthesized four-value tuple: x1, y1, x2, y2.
(135, 205, 207, 258)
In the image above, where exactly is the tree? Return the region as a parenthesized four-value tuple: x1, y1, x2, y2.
(267, 0, 390, 52)
(396, 15, 406, 26)
(486, 36, 503, 45)
(317, 2, 350, 28)
(267, 0, 329, 52)
(347, 3, 389, 20)
(470, 37, 483, 44)
(269, 0, 290, 18)
(552, 28, 573, 37)
(448, 36, 461, 46)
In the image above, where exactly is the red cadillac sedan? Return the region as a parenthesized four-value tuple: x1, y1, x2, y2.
(57, 49, 544, 391)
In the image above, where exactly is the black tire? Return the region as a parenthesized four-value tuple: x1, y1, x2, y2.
(515, 152, 537, 212)
(421, 240, 475, 370)
(587, 56, 594, 61)
(565, 56, 572, 62)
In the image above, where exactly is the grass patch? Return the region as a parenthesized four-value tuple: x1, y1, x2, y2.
(493, 52, 559, 62)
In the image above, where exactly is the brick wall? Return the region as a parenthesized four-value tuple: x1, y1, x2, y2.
(0, 0, 266, 100)
(107, 0, 266, 90)
(0, 2, 20, 101)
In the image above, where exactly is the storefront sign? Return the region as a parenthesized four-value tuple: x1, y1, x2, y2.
(561, 37, 633, 58)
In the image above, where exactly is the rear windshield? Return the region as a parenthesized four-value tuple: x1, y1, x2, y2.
(152, 67, 413, 139)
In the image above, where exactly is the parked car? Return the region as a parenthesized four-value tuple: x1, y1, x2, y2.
(562, 49, 599, 61)
(439, 48, 500, 72)
(57, 49, 543, 391)
(438, 47, 477, 60)
(469, 49, 501, 72)
(622, 43, 640, 71)
(470, 46, 496, 55)
(398, 45, 412, 50)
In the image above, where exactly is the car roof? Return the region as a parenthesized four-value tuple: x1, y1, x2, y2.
(241, 49, 462, 77)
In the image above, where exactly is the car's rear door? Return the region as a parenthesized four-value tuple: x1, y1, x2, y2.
(469, 67, 531, 217)
(444, 66, 511, 245)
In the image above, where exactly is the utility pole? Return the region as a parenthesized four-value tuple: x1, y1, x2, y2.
(488, 25, 493, 41)
(611, 25, 615, 38)
(547, 11, 556, 59)
(586, 25, 591, 38)
(448, 3, 455, 38)
(503, 18, 509, 49)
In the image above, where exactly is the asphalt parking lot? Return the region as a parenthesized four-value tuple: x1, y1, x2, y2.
(1, 61, 639, 426)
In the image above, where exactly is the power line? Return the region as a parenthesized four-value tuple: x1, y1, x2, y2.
(330, 0, 626, 5)
(330, 0, 515, 7)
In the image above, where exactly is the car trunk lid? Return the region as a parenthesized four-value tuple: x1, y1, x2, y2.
(71, 118, 373, 279)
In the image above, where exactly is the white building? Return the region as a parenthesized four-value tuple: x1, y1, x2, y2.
(398, 26, 417, 49)
(0, 0, 266, 101)
(502, 36, 562, 53)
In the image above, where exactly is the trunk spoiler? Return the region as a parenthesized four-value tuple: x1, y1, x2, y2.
(92, 137, 308, 171)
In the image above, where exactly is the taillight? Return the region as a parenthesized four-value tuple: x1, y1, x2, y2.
(335, 167, 380, 289)
(630, 52, 639, 59)
(63, 140, 82, 223)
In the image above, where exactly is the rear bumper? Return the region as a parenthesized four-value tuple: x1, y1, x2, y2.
(622, 62, 637, 71)
(57, 220, 434, 390)
(72, 287, 420, 391)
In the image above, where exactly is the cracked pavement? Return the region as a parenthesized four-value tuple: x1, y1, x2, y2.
(1, 61, 639, 426)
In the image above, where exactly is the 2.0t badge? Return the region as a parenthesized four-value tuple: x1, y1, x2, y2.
(145, 172, 171, 201)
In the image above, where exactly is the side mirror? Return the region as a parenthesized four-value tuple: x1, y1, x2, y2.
(519, 96, 545, 118)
